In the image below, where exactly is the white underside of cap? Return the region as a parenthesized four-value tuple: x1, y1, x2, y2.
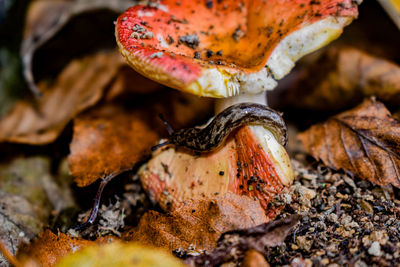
(187, 67, 277, 98)
(187, 16, 354, 98)
(267, 16, 352, 79)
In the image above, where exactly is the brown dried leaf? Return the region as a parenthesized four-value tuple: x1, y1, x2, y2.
(0, 50, 125, 144)
(298, 98, 400, 188)
(185, 215, 300, 267)
(68, 91, 213, 187)
(103, 66, 162, 101)
(22, 0, 135, 94)
(121, 193, 269, 252)
(285, 47, 400, 111)
(17, 230, 116, 267)
(242, 250, 270, 267)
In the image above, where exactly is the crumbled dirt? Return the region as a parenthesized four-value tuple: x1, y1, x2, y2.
(265, 154, 400, 266)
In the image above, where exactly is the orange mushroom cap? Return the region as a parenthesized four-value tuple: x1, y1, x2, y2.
(116, 0, 359, 97)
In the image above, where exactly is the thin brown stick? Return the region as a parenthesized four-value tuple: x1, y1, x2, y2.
(75, 170, 125, 230)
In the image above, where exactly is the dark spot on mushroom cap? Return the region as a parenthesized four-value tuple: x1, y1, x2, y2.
(194, 51, 202, 59)
(206, 0, 213, 9)
(206, 49, 214, 58)
(167, 35, 174, 44)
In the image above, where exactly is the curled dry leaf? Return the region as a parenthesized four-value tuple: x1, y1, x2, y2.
(185, 214, 300, 267)
(121, 193, 269, 252)
(22, 0, 135, 95)
(17, 230, 116, 267)
(298, 98, 400, 188)
(0, 157, 73, 266)
(0, 50, 125, 145)
(68, 91, 213, 187)
(140, 124, 293, 218)
(284, 47, 400, 111)
(55, 242, 185, 267)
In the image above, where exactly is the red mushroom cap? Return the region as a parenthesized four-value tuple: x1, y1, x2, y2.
(116, 0, 359, 97)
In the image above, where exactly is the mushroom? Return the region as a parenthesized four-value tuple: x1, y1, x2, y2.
(115, 0, 360, 216)
(116, 0, 359, 98)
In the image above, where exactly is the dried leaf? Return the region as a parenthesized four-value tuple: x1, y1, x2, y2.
(17, 230, 116, 267)
(242, 250, 270, 267)
(22, 0, 135, 94)
(121, 193, 269, 252)
(103, 66, 162, 101)
(285, 47, 400, 111)
(184, 215, 300, 267)
(0, 50, 127, 144)
(0, 157, 73, 265)
(298, 98, 400, 188)
(68, 91, 213, 187)
(55, 242, 185, 267)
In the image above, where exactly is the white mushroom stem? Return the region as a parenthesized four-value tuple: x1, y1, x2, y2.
(214, 91, 267, 114)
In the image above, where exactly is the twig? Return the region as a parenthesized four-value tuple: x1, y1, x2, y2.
(75, 170, 125, 230)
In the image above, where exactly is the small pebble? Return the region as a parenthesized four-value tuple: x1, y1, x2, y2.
(368, 241, 382, 257)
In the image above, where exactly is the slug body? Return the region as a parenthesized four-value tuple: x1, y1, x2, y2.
(169, 103, 287, 152)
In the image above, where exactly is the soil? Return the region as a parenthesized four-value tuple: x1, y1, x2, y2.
(265, 154, 400, 267)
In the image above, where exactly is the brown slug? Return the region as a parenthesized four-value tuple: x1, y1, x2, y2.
(153, 103, 287, 152)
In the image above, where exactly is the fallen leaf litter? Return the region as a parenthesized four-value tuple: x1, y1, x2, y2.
(62, 151, 400, 266)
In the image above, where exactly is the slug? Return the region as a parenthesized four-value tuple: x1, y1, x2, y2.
(153, 103, 287, 152)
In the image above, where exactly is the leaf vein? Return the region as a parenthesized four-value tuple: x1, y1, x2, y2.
(332, 118, 400, 161)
